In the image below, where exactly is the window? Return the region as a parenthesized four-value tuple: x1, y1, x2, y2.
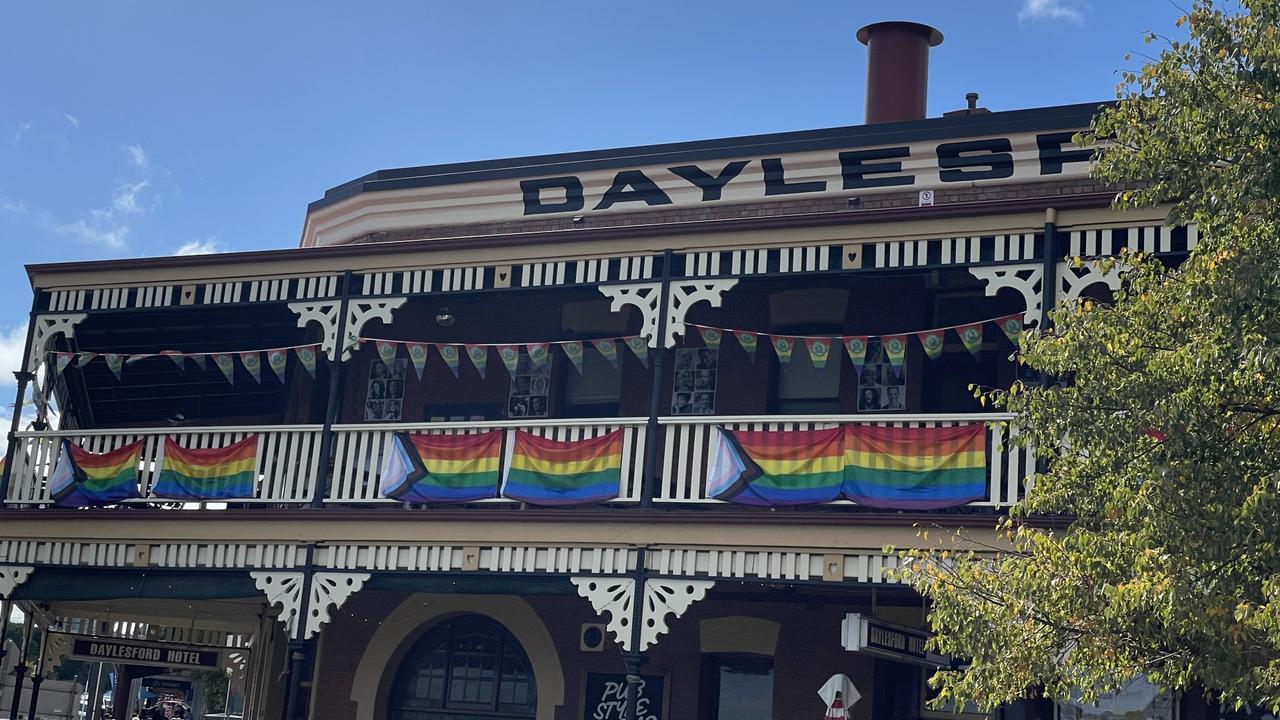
(700, 656, 773, 720)
(776, 346, 841, 414)
(563, 347, 622, 417)
(387, 615, 537, 720)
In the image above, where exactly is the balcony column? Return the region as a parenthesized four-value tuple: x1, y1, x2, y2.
(0, 291, 40, 508)
(8, 610, 33, 720)
(622, 548, 649, 720)
(282, 640, 310, 720)
(310, 270, 354, 508)
(639, 252, 674, 506)
(1041, 208, 1059, 334)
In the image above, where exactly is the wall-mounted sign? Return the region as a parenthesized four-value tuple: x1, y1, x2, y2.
(841, 613, 949, 667)
(582, 672, 665, 720)
(61, 634, 223, 670)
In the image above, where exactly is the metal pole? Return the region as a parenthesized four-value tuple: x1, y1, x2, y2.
(639, 251, 674, 507)
(9, 610, 33, 720)
(0, 598, 11, 671)
(1041, 208, 1059, 335)
(0, 291, 42, 508)
(622, 547, 648, 720)
(281, 642, 307, 720)
(310, 270, 354, 508)
(27, 624, 48, 720)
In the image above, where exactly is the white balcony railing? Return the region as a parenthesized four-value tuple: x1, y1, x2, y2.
(326, 418, 649, 504)
(657, 413, 1028, 507)
(5, 425, 325, 505)
(3, 414, 1028, 509)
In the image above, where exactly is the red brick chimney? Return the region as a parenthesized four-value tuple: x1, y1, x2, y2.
(856, 21, 944, 124)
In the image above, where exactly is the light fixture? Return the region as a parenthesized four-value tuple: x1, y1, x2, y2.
(435, 307, 456, 327)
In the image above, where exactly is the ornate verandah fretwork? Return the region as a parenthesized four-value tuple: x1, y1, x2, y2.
(251, 571, 371, 640)
(969, 260, 1126, 329)
(0, 565, 33, 599)
(27, 314, 87, 375)
(288, 297, 407, 361)
(43, 274, 342, 313)
(598, 280, 738, 348)
(356, 254, 660, 296)
(569, 576, 714, 652)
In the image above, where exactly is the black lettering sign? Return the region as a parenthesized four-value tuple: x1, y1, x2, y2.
(583, 672, 664, 720)
(761, 157, 827, 196)
(668, 160, 749, 202)
(937, 138, 1014, 181)
(593, 170, 673, 210)
(840, 147, 914, 189)
(1036, 131, 1094, 175)
(70, 637, 221, 669)
(521, 176, 585, 215)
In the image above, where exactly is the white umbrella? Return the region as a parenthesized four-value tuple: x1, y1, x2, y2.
(819, 674, 861, 720)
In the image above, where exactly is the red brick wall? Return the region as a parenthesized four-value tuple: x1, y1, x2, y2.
(311, 588, 889, 720)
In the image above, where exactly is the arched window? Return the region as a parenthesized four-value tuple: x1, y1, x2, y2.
(388, 614, 538, 719)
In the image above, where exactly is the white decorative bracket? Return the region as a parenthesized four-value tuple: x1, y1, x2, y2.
(289, 298, 407, 362)
(0, 565, 33, 599)
(304, 572, 370, 640)
(1057, 260, 1124, 307)
(251, 571, 304, 639)
(251, 570, 370, 640)
(599, 283, 662, 348)
(571, 576, 713, 652)
(968, 264, 1043, 328)
(28, 314, 87, 374)
(665, 281, 737, 348)
(599, 280, 738, 348)
(41, 631, 71, 679)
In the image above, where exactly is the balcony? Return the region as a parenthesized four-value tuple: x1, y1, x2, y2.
(3, 412, 1026, 509)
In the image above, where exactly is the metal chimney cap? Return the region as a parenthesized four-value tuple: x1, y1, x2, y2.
(856, 21, 943, 47)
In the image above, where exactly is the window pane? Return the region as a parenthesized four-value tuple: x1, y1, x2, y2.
(716, 663, 773, 720)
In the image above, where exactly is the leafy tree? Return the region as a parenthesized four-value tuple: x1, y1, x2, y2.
(897, 0, 1280, 712)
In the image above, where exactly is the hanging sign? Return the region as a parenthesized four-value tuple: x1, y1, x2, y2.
(840, 613, 948, 668)
(58, 633, 224, 670)
(582, 671, 666, 720)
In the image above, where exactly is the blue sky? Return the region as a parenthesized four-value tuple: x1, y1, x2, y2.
(0, 0, 1183, 417)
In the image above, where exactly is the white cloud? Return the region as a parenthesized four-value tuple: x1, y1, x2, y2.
(110, 178, 152, 214)
(64, 113, 79, 128)
(51, 218, 129, 249)
(0, 197, 25, 214)
(125, 143, 150, 171)
(10, 122, 31, 147)
(175, 238, 228, 256)
(1018, 0, 1086, 24)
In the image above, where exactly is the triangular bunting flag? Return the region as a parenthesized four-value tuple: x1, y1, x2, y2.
(375, 340, 399, 370)
(190, 353, 207, 371)
(526, 343, 550, 369)
(76, 352, 97, 368)
(996, 313, 1024, 348)
(917, 330, 945, 361)
(592, 338, 620, 369)
(104, 354, 124, 380)
(699, 327, 722, 352)
(956, 322, 984, 360)
(465, 344, 488, 378)
(54, 352, 73, 374)
(770, 335, 794, 368)
(562, 340, 585, 374)
(497, 345, 521, 379)
(266, 348, 289, 382)
(406, 342, 429, 380)
(624, 336, 649, 368)
(239, 351, 263, 384)
(160, 351, 186, 370)
(844, 336, 868, 377)
(804, 337, 831, 370)
(882, 335, 908, 377)
(437, 344, 461, 377)
(734, 330, 758, 362)
(212, 353, 236, 384)
(295, 346, 317, 378)
(125, 354, 148, 366)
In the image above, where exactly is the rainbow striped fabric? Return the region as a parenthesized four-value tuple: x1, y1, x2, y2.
(501, 430, 623, 506)
(381, 431, 502, 503)
(152, 437, 259, 500)
(706, 427, 845, 505)
(842, 424, 987, 509)
(49, 439, 141, 507)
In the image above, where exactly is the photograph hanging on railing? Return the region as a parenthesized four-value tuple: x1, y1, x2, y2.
(671, 346, 719, 416)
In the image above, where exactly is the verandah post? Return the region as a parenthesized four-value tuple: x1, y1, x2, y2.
(310, 270, 354, 508)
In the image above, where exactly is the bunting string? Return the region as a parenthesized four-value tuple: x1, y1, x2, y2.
(48, 342, 324, 385)
(358, 334, 652, 379)
(686, 313, 1024, 371)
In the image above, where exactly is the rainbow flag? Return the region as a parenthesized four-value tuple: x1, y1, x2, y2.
(501, 430, 622, 506)
(842, 424, 987, 509)
(152, 436, 258, 500)
(705, 427, 844, 506)
(49, 439, 141, 507)
(381, 431, 501, 503)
